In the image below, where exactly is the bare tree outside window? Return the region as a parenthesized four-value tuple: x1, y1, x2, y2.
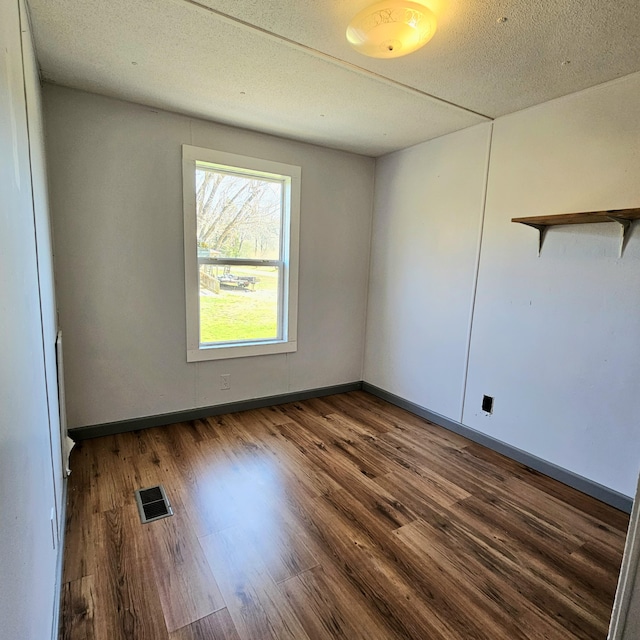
(196, 169, 281, 260)
(195, 166, 284, 344)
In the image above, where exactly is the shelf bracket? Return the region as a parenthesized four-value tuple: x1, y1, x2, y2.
(521, 223, 549, 256)
(606, 217, 633, 257)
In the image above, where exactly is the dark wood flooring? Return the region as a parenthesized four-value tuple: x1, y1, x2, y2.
(60, 391, 629, 639)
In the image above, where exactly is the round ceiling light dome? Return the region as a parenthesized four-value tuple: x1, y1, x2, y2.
(346, 1, 437, 59)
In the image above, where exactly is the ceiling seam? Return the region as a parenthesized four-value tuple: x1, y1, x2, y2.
(178, 0, 493, 122)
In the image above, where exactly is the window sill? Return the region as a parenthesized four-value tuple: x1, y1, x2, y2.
(187, 340, 297, 362)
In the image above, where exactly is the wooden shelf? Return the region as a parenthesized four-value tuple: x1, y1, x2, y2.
(512, 207, 640, 256)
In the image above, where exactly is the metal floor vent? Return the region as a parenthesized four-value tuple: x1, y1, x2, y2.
(135, 485, 173, 524)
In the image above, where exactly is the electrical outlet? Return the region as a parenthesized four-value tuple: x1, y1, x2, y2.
(482, 395, 494, 414)
(220, 374, 230, 390)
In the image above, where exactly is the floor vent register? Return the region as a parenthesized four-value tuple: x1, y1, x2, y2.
(134, 485, 173, 524)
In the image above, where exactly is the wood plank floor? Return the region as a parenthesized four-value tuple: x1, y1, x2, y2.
(60, 391, 629, 640)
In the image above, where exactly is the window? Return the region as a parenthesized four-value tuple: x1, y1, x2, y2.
(182, 145, 300, 361)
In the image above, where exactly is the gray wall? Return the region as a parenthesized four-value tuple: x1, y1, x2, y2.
(44, 86, 374, 428)
(365, 71, 640, 498)
(0, 0, 63, 638)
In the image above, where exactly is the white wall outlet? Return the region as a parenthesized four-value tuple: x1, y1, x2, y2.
(220, 374, 230, 390)
(482, 395, 494, 414)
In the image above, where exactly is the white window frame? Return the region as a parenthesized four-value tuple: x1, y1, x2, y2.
(182, 144, 300, 362)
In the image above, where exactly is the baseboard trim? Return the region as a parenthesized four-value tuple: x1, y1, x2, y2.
(362, 382, 633, 514)
(68, 382, 363, 441)
(51, 477, 68, 640)
(67, 380, 632, 513)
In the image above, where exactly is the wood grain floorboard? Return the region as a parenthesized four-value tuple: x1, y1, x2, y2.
(282, 407, 393, 478)
(169, 609, 240, 640)
(60, 391, 628, 639)
(88, 437, 144, 514)
(310, 393, 397, 435)
(244, 516, 320, 584)
(200, 526, 312, 640)
(398, 510, 607, 639)
(394, 519, 574, 640)
(279, 565, 398, 640)
(61, 576, 97, 640)
(464, 442, 630, 532)
(455, 494, 615, 611)
(147, 423, 243, 536)
(376, 464, 472, 510)
(315, 484, 512, 639)
(141, 510, 225, 632)
(93, 506, 170, 640)
(224, 413, 344, 498)
(62, 444, 97, 582)
(453, 496, 614, 630)
(283, 491, 457, 639)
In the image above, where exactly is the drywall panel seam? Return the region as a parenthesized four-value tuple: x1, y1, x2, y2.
(459, 122, 494, 422)
(492, 69, 640, 126)
(180, 0, 491, 122)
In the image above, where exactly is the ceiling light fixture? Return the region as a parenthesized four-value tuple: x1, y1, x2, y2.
(346, 1, 437, 59)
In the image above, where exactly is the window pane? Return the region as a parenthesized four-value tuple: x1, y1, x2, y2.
(199, 264, 280, 344)
(195, 167, 282, 260)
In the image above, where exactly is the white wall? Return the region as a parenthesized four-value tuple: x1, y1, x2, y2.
(0, 1, 63, 638)
(44, 86, 374, 428)
(365, 71, 640, 498)
(463, 73, 640, 497)
(364, 123, 491, 419)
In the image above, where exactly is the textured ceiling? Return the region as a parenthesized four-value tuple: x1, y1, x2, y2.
(27, 0, 640, 156)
